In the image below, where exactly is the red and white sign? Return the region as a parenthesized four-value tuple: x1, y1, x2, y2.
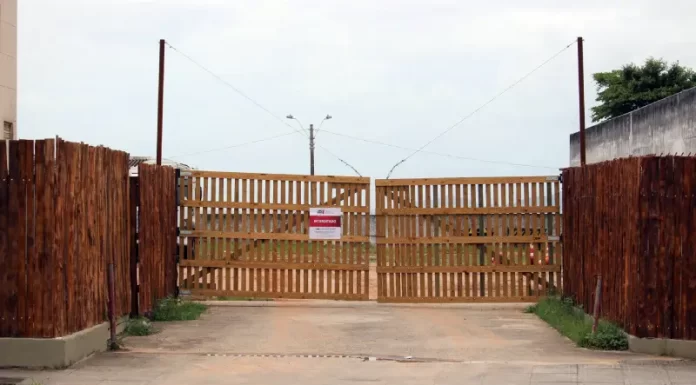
(309, 207, 342, 240)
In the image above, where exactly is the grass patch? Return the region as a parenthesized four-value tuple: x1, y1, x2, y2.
(123, 317, 155, 336)
(152, 297, 208, 321)
(529, 297, 628, 350)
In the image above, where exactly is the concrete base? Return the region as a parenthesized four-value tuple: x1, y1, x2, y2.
(628, 335, 696, 360)
(0, 317, 128, 369)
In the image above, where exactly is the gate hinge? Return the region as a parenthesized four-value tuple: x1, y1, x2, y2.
(180, 230, 193, 236)
(548, 236, 560, 242)
(546, 175, 560, 182)
(180, 171, 192, 177)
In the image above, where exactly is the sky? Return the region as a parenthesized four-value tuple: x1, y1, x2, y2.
(18, 0, 696, 180)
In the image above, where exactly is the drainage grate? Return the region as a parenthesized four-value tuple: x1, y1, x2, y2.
(205, 353, 359, 360)
(0, 378, 28, 385)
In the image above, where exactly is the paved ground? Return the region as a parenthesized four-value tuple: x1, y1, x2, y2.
(2, 301, 695, 384)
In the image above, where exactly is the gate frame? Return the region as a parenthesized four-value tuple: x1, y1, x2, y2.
(177, 170, 371, 301)
(375, 176, 562, 303)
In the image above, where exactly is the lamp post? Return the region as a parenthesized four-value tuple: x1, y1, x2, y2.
(286, 114, 332, 175)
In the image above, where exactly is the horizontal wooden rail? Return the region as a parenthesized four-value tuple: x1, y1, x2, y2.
(181, 200, 370, 213)
(379, 207, 560, 215)
(186, 170, 370, 184)
(377, 296, 541, 303)
(189, 290, 367, 301)
(375, 176, 558, 186)
(376, 265, 561, 273)
(180, 260, 368, 271)
(376, 235, 557, 245)
(181, 230, 369, 243)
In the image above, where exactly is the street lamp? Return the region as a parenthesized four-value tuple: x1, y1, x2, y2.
(286, 114, 332, 175)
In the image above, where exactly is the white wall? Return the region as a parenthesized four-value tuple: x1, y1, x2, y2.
(0, 0, 16, 139)
(570, 87, 696, 166)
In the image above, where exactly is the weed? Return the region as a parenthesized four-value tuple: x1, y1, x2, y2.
(523, 304, 537, 313)
(152, 297, 207, 321)
(528, 297, 627, 351)
(123, 317, 154, 336)
(579, 322, 629, 350)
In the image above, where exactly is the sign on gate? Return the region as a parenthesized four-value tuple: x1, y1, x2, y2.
(309, 207, 342, 240)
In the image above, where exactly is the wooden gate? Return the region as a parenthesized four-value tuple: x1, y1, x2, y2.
(177, 171, 371, 300)
(375, 176, 562, 303)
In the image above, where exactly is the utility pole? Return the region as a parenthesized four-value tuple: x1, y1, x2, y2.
(156, 39, 166, 166)
(309, 123, 315, 175)
(287, 115, 331, 176)
(577, 36, 586, 167)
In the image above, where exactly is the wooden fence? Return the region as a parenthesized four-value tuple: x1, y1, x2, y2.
(136, 163, 178, 314)
(178, 171, 371, 300)
(375, 176, 562, 302)
(562, 156, 696, 340)
(0, 139, 130, 338)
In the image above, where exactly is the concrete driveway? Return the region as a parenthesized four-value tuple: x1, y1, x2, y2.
(2, 301, 695, 385)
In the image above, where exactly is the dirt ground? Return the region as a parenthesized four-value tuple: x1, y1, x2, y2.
(118, 303, 649, 363)
(2, 302, 694, 385)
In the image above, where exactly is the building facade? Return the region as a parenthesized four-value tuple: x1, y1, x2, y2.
(0, 0, 15, 140)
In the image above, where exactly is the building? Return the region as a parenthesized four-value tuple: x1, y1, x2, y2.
(128, 156, 195, 177)
(0, 0, 15, 140)
(569, 86, 696, 166)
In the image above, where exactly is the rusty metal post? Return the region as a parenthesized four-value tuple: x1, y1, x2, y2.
(107, 263, 118, 349)
(156, 39, 166, 166)
(592, 275, 602, 334)
(478, 184, 485, 295)
(577, 36, 586, 167)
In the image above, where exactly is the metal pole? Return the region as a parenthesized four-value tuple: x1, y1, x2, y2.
(433, 185, 440, 295)
(107, 263, 118, 350)
(478, 184, 485, 295)
(309, 123, 315, 175)
(156, 39, 166, 166)
(577, 36, 586, 167)
(592, 275, 603, 334)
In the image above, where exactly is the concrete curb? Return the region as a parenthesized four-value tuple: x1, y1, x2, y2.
(628, 335, 696, 360)
(0, 316, 128, 369)
(197, 299, 528, 311)
(571, 305, 696, 360)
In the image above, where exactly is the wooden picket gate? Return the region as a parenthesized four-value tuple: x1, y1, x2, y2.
(177, 171, 371, 300)
(375, 176, 562, 303)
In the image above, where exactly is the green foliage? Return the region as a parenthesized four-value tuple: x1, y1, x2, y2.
(152, 297, 208, 321)
(591, 58, 696, 122)
(124, 317, 154, 336)
(528, 297, 627, 351)
(579, 322, 629, 350)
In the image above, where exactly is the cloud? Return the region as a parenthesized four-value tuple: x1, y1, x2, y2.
(18, 0, 696, 180)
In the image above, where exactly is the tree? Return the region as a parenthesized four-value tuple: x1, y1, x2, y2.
(591, 58, 696, 122)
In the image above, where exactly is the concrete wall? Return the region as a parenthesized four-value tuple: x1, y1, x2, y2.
(570, 86, 696, 166)
(0, 317, 128, 369)
(0, 0, 15, 140)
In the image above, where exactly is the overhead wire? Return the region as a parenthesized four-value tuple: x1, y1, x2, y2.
(286, 119, 363, 176)
(319, 129, 559, 170)
(168, 131, 300, 159)
(384, 39, 577, 179)
(165, 42, 363, 175)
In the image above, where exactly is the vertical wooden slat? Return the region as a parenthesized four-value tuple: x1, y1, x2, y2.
(0, 141, 9, 336)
